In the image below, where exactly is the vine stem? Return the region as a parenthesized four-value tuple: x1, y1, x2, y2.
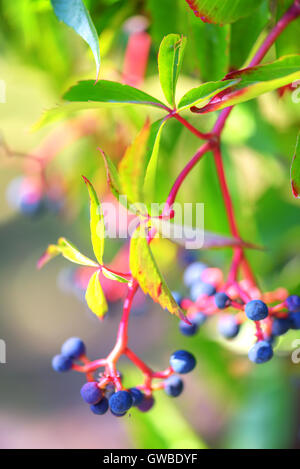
(88, 2, 300, 383)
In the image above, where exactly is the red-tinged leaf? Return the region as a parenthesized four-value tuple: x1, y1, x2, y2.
(291, 133, 300, 198)
(130, 224, 185, 318)
(37, 237, 98, 269)
(191, 55, 300, 114)
(184, 0, 264, 25)
(101, 267, 129, 284)
(82, 176, 105, 265)
(85, 270, 108, 318)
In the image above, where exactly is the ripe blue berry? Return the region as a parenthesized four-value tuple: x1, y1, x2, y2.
(80, 382, 103, 405)
(286, 295, 300, 313)
(179, 320, 198, 336)
(52, 354, 73, 372)
(245, 300, 268, 321)
(109, 390, 133, 415)
(90, 397, 109, 415)
(248, 341, 273, 364)
(164, 376, 184, 397)
(137, 395, 155, 412)
(218, 315, 240, 339)
(190, 282, 216, 301)
(183, 262, 207, 287)
(170, 350, 196, 374)
(129, 388, 144, 406)
(272, 317, 291, 336)
(61, 337, 86, 359)
(290, 312, 300, 330)
(172, 291, 183, 306)
(214, 292, 231, 309)
(111, 409, 127, 417)
(191, 311, 207, 327)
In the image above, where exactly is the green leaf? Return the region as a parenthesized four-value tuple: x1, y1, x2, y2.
(63, 80, 167, 109)
(276, 0, 300, 57)
(129, 224, 184, 318)
(195, 55, 300, 114)
(177, 80, 238, 111)
(85, 271, 108, 318)
(101, 267, 129, 284)
(291, 132, 300, 199)
(143, 118, 168, 204)
(189, 18, 230, 82)
(118, 121, 151, 207)
(158, 34, 187, 107)
(37, 237, 98, 269)
(51, 0, 100, 79)
(184, 0, 265, 25)
(82, 176, 105, 265)
(229, 1, 269, 70)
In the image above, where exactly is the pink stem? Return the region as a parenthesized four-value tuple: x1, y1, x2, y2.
(172, 113, 213, 140)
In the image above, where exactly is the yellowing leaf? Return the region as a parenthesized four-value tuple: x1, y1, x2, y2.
(82, 176, 105, 265)
(85, 271, 108, 318)
(130, 224, 184, 318)
(118, 121, 151, 208)
(37, 237, 98, 269)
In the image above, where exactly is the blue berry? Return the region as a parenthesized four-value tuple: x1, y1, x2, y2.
(286, 295, 300, 313)
(290, 312, 300, 329)
(172, 291, 183, 306)
(248, 341, 273, 364)
(245, 300, 268, 321)
(61, 337, 86, 359)
(164, 376, 184, 397)
(214, 292, 231, 309)
(179, 320, 198, 336)
(170, 350, 196, 374)
(90, 397, 109, 415)
(190, 282, 216, 301)
(110, 409, 127, 417)
(52, 354, 72, 372)
(80, 382, 103, 405)
(218, 315, 240, 339)
(137, 395, 155, 412)
(191, 311, 207, 327)
(272, 317, 291, 336)
(183, 262, 207, 287)
(109, 391, 133, 415)
(129, 388, 144, 406)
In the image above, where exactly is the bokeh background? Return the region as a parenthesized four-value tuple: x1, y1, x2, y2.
(1, 0, 300, 449)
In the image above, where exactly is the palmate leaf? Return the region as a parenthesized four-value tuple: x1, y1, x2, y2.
(51, 0, 100, 79)
(184, 0, 265, 25)
(194, 55, 300, 113)
(158, 34, 187, 107)
(37, 237, 98, 269)
(85, 271, 108, 318)
(291, 133, 300, 199)
(82, 176, 105, 265)
(130, 224, 184, 318)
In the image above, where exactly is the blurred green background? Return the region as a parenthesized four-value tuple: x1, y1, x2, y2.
(0, 0, 300, 449)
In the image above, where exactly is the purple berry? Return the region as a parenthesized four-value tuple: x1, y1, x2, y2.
(109, 391, 133, 415)
(164, 376, 184, 397)
(214, 292, 231, 309)
(248, 341, 273, 364)
(80, 382, 103, 404)
(52, 354, 72, 372)
(245, 300, 268, 321)
(90, 397, 109, 415)
(137, 395, 155, 412)
(61, 337, 86, 359)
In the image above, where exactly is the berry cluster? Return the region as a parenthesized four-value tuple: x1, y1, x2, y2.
(52, 337, 196, 417)
(174, 261, 300, 364)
